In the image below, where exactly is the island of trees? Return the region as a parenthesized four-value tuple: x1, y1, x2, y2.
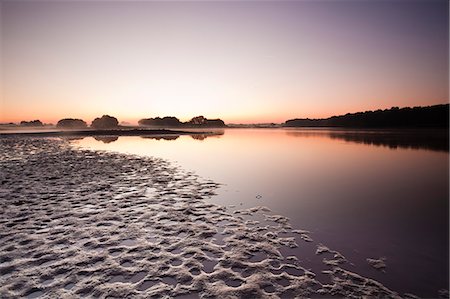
(55, 115, 118, 129)
(138, 115, 226, 128)
(56, 118, 88, 129)
(20, 120, 44, 127)
(91, 115, 119, 129)
(284, 104, 449, 128)
(9, 104, 448, 131)
(37, 115, 225, 130)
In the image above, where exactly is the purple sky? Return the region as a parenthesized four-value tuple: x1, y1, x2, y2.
(1, 0, 448, 124)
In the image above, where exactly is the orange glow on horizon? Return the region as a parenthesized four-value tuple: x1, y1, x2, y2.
(1, 100, 449, 126)
(1, 1, 448, 125)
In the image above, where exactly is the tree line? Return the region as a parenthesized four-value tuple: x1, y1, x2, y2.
(56, 115, 119, 129)
(284, 104, 449, 128)
(138, 116, 226, 128)
(16, 115, 226, 129)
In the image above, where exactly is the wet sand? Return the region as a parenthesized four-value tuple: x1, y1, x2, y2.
(0, 137, 427, 298)
(0, 128, 214, 138)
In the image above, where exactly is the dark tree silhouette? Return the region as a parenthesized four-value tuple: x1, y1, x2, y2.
(20, 120, 43, 127)
(56, 118, 87, 129)
(91, 115, 119, 129)
(188, 116, 207, 125)
(284, 104, 449, 128)
(186, 116, 226, 127)
(138, 117, 182, 127)
(94, 136, 119, 143)
(138, 116, 226, 128)
(204, 119, 226, 127)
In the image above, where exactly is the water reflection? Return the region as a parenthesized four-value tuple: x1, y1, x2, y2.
(180, 130, 225, 141)
(76, 131, 225, 144)
(141, 135, 179, 141)
(286, 128, 449, 152)
(94, 136, 119, 143)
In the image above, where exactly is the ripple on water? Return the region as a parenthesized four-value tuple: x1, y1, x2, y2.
(110, 246, 125, 256)
(108, 275, 127, 283)
(283, 265, 304, 276)
(178, 232, 188, 238)
(41, 278, 53, 286)
(276, 278, 291, 287)
(26, 289, 44, 299)
(249, 251, 266, 263)
(225, 278, 244, 287)
(64, 282, 75, 290)
(121, 261, 133, 267)
(147, 236, 159, 243)
(171, 259, 183, 266)
(138, 280, 158, 291)
(202, 260, 216, 273)
(130, 271, 147, 283)
(161, 276, 177, 286)
(120, 239, 137, 246)
(264, 285, 276, 293)
(174, 293, 200, 299)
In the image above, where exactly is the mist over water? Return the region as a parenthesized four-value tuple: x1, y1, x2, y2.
(75, 128, 449, 297)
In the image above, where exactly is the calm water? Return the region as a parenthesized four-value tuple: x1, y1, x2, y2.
(75, 128, 449, 297)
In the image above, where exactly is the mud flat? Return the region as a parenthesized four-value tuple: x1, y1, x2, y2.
(0, 128, 214, 138)
(0, 137, 429, 298)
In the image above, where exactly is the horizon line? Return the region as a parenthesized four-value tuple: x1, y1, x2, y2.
(1, 102, 448, 126)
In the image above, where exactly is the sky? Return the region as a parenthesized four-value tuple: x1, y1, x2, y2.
(0, 0, 448, 124)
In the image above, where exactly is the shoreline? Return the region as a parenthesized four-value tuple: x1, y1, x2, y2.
(0, 128, 215, 138)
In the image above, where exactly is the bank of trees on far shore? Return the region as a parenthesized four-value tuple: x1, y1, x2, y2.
(284, 104, 449, 128)
(56, 118, 88, 129)
(16, 114, 226, 129)
(20, 120, 44, 127)
(15, 104, 447, 130)
(56, 115, 119, 129)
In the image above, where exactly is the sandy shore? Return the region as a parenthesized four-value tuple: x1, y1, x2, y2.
(0, 128, 217, 138)
(0, 137, 410, 298)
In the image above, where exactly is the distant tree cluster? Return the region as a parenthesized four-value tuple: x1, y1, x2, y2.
(138, 117, 182, 127)
(284, 104, 449, 128)
(185, 116, 226, 127)
(91, 115, 119, 129)
(16, 114, 225, 130)
(0, 122, 17, 127)
(20, 120, 43, 127)
(55, 115, 119, 129)
(56, 118, 87, 129)
(138, 115, 226, 128)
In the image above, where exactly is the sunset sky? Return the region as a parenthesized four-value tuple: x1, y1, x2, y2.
(1, 0, 448, 124)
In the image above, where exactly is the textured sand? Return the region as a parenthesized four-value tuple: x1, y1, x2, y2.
(0, 137, 413, 298)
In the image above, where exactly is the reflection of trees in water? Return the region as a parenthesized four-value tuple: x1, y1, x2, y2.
(87, 131, 225, 143)
(329, 131, 448, 152)
(286, 129, 449, 152)
(94, 136, 119, 144)
(139, 131, 224, 141)
(140, 135, 179, 141)
(190, 131, 224, 141)
(191, 134, 208, 141)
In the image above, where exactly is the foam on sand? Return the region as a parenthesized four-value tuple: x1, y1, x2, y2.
(0, 138, 439, 298)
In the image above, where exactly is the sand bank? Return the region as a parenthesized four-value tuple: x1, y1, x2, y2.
(0, 128, 215, 138)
